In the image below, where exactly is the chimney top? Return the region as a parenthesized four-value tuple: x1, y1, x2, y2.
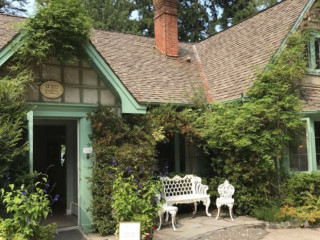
(153, 0, 179, 57)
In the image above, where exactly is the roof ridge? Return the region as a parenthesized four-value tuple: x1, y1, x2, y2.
(196, 0, 304, 45)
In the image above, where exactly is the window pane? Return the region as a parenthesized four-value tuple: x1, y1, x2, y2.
(316, 39, 320, 69)
(315, 122, 320, 137)
(315, 121, 320, 170)
(289, 122, 308, 171)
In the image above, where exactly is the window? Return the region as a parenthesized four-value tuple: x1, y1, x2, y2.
(289, 122, 308, 171)
(309, 34, 320, 73)
(314, 122, 320, 170)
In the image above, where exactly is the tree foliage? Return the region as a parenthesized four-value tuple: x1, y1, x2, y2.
(79, 0, 281, 41)
(20, 0, 92, 67)
(0, 71, 30, 187)
(211, 0, 281, 30)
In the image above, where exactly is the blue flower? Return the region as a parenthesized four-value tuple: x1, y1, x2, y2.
(127, 167, 131, 174)
(140, 183, 144, 188)
(27, 218, 30, 224)
(109, 171, 114, 175)
(134, 178, 138, 183)
(46, 183, 50, 188)
(54, 194, 60, 202)
(44, 189, 47, 193)
(21, 189, 26, 196)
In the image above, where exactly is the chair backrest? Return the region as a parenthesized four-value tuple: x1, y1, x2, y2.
(217, 180, 235, 198)
(160, 175, 195, 198)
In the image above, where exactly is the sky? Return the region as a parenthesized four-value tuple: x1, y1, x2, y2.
(25, 0, 36, 16)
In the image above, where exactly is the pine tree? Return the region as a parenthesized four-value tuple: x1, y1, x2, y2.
(209, 0, 281, 31)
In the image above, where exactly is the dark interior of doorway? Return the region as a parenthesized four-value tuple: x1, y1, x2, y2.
(33, 120, 78, 228)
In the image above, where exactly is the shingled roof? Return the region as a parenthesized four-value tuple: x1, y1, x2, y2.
(92, 30, 203, 104)
(195, 0, 310, 102)
(0, 0, 313, 105)
(0, 14, 23, 51)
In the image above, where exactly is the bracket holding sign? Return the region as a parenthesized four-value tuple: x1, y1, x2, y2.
(83, 147, 93, 159)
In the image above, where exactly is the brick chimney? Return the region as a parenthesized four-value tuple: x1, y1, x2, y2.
(153, 0, 179, 57)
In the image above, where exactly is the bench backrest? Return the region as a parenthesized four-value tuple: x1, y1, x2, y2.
(160, 175, 200, 198)
(217, 180, 235, 198)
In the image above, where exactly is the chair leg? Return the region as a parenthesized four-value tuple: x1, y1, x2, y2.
(193, 202, 198, 216)
(165, 211, 169, 223)
(228, 204, 234, 221)
(204, 198, 211, 217)
(215, 206, 221, 220)
(157, 210, 164, 230)
(169, 210, 177, 231)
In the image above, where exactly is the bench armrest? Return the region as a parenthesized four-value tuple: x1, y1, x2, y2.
(194, 182, 209, 195)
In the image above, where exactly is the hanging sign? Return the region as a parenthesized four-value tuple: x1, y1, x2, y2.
(119, 222, 141, 240)
(40, 81, 64, 99)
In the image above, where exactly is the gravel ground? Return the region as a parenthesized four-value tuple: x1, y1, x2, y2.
(195, 225, 268, 240)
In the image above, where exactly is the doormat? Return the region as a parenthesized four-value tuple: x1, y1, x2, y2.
(54, 229, 87, 240)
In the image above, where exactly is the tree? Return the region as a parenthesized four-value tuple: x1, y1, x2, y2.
(0, 0, 27, 15)
(178, 0, 211, 42)
(80, 0, 140, 34)
(209, 0, 281, 31)
(80, 0, 214, 42)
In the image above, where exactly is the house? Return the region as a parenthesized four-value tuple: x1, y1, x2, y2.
(0, 0, 319, 232)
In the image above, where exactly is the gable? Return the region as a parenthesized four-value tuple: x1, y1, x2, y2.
(25, 60, 119, 107)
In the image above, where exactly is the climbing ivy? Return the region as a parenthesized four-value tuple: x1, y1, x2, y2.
(183, 32, 308, 215)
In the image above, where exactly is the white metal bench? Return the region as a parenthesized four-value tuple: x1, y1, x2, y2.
(160, 175, 211, 217)
(215, 180, 235, 221)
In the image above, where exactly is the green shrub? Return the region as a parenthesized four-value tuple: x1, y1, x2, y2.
(283, 172, 320, 206)
(112, 174, 161, 238)
(274, 172, 320, 225)
(0, 179, 56, 240)
(253, 202, 282, 222)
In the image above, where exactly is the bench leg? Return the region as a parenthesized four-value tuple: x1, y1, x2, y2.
(193, 202, 198, 216)
(215, 205, 221, 220)
(204, 198, 211, 217)
(157, 209, 165, 230)
(169, 210, 177, 231)
(227, 204, 234, 221)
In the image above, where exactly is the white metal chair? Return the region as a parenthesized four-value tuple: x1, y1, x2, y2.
(215, 180, 235, 221)
(157, 203, 178, 231)
(155, 194, 178, 231)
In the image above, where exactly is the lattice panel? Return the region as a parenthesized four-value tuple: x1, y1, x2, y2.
(163, 178, 193, 197)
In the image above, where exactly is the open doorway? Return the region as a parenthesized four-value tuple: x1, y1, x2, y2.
(33, 119, 78, 228)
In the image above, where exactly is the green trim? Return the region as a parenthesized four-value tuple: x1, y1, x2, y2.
(174, 133, 181, 173)
(306, 117, 314, 172)
(307, 31, 320, 74)
(0, 33, 24, 67)
(82, 42, 146, 114)
(79, 117, 93, 232)
(27, 111, 33, 174)
(271, 0, 316, 62)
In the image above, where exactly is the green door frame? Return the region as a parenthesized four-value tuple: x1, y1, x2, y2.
(28, 103, 96, 233)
